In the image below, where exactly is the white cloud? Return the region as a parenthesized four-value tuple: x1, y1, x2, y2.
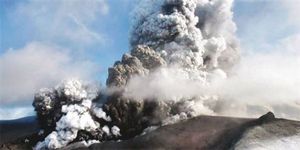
(282, 0, 300, 27)
(0, 42, 98, 105)
(277, 33, 300, 54)
(13, 0, 109, 47)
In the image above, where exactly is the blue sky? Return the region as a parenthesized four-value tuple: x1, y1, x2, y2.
(1, 0, 132, 82)
(0, 0, 299, 119)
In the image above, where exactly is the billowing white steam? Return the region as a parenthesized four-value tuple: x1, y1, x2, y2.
(124, 52, 300, 120)
(34, 79, 120, 149)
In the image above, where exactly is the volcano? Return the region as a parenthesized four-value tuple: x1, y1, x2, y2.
(1, 0, 300, 149)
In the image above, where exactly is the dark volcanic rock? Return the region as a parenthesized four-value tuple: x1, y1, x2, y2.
(89, 112, 300, 150)
(0, 116, 39, 144)
(1, 113, 300, 150)
(234, 115, 300, 149)
(0, 116, 40, 150)
(89, 115, 253, 150)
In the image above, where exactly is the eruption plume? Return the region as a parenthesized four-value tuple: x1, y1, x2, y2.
(104, 0, 239, 138)
(32, 0, 300, 149)
(33, 0, 239, 148)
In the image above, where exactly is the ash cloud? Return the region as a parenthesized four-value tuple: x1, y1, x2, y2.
(121, 0, 300, 120)
(103, 0, 241, 137)
(130, 0, 239, 71)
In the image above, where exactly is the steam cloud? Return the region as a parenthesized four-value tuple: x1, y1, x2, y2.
(32, 0, 300, 149)
(33, 79, 120, 149)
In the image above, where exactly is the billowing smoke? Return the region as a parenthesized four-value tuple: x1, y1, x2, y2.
(123, 51, 300, 120)
(32, 0, 300, 149)
(33, 79, 120, 149)
(104, 0, 240, 134)
(130, 0, 239, 71)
